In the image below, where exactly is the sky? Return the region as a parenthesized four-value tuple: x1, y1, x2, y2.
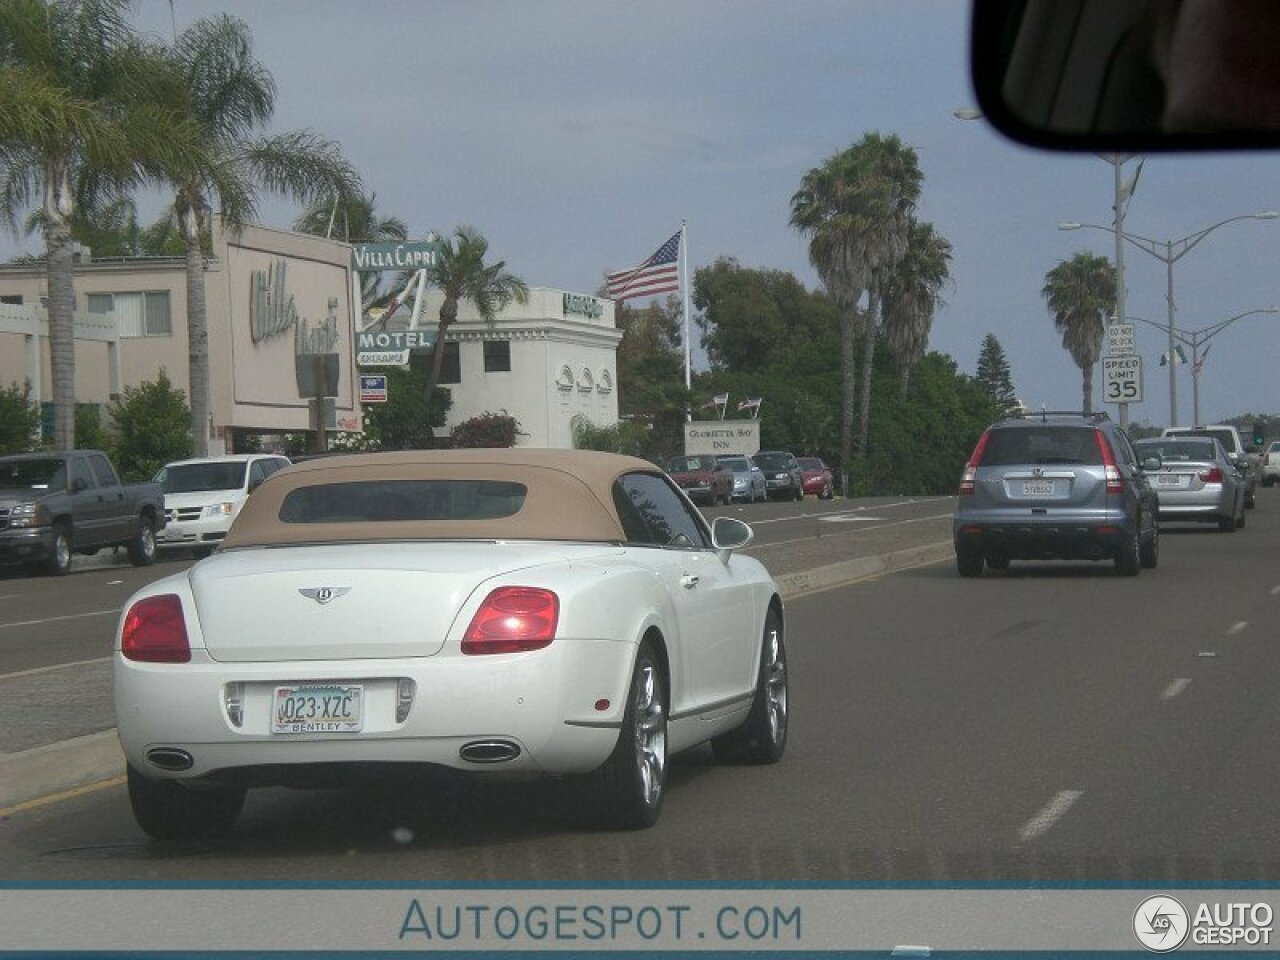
(6, 0, 1280, 429)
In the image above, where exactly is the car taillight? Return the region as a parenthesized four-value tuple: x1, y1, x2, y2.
(462, 587, 559, 655)
(122, 594, 190, 663)
(1093, 430, 1125, 494)
(1200, 467, 1224, 484)
(958, 430, 991, 495)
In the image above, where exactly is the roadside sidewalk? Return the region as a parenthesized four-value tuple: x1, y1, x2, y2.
(0, 514, 954, 810)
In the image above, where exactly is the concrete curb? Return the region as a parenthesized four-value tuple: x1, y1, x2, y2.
(0, 540, 955, 811)
(0, 730, 124, 809)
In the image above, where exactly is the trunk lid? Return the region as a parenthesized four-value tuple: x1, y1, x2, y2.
(188, 541, 608, 662)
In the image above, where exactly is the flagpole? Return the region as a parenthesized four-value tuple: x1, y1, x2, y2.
(681, 220, 691, 391)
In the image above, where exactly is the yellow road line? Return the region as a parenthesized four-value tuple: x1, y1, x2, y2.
(0, 775, 125, 818)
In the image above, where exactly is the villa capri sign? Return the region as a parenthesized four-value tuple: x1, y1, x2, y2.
(563, 292, 603, 319)
(351, 241, 442, 272)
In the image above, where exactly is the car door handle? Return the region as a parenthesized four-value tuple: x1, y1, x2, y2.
(680, 574, 700, 589)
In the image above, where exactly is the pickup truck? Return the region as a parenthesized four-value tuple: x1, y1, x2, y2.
(0, 450, 165, 575)
(1162, 425, 1258, 508)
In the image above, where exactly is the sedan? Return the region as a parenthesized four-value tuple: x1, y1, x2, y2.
(115, 450, 787, 840)
(665, 454, 734, 506)
(1263, 440, 1280, 487)
(715, 454, 767, 502)
(751, 450, 804, 502)
(797, 457, 834, 499)
(1133, 437, 1246, 532)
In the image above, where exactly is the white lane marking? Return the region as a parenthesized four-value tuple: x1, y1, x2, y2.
(1161, 678, 1192, 701)
(747, 512, 953, 552)
(740, 498, 949, 528)
(1197, 652, 1217, 658)
(1018, 790, 1083, 843)
(0, 594, 20, 601)
(1227, 621, 1248, 636)
(822, 516, 887, 523)
(0, 608, 118, 631)
(0, 656, 111, 681)
(1271, 585, 1280, 596)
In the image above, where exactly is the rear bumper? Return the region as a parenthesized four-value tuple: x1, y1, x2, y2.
(954, 520, 1130, 560)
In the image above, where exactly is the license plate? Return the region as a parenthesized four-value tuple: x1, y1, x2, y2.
(1022, 479, 1056, 496)
(272, 684, 363, 734)
(1156, 474, 1186, 487)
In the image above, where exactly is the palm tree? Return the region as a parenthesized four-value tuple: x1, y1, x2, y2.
(0, 0, 204, 449)
(294, 191, 407, 310)
(1042, 251, 1116, 414)
(158, 13, 361, 455)
(882, 220, 952, 392)
(791, 132, 922, 466)
(417, 226, 528, 406)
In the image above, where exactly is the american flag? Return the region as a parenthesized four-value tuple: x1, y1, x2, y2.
(606, 231, 681, 301)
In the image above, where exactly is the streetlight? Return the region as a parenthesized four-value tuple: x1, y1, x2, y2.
(1059, 211, 1280, 426)
(1126, 308, 1280, 426)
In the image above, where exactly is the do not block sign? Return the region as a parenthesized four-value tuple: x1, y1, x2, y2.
(360, 375, 388, 404)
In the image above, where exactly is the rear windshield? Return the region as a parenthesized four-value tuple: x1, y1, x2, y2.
(158, 462, 249, 494)
(1135, 439, 1217, 462)
(1168, 429, 1235, 451)
(980, 427, 1102, 466)
(278, 480, 527, 523)
(668, 456, 716, 472)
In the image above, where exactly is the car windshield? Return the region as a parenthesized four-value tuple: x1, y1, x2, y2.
(0, 458, 66, 491)
(753, 453, 791, 470)
(718, 458, 751, 473)
(980, 427, 1101, 466)
(797, 458, 824, 470)
(668, 456, 715, 472)
(1135, 439, 1217, 462)
(158, 462, 249, 494)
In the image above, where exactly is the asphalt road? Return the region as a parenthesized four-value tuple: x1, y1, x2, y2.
(0, 490, 1276, 883)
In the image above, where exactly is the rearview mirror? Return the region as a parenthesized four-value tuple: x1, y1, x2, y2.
(971, 0, 1280, 150)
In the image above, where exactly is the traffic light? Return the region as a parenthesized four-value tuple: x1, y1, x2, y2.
(1253, 419, 1267, 447)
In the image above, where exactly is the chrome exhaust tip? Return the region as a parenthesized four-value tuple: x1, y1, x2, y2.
(458, 740, 521, 764)
(146, 747, 194, 772)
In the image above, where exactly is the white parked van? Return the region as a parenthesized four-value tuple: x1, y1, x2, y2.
(153, 454, 291, 555)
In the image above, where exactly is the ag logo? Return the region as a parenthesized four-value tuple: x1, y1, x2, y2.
(1134, 895, 1190, 952)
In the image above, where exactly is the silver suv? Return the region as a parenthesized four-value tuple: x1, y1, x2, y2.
(953, 412, 1160, 577)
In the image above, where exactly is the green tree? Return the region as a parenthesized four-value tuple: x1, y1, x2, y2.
(450, 411, 522, 448)
(975, 333, 1019, 414)
(294, 191, 407, 310)
(359, 366, 448, 450)
(1042, 251, 1116, 415)
(154, 13, 361, 457)
(791, 132, 923, 472)
(415, 226, 528, 411)
(0, 0, 205, 450)
(882, 220, 952, 392)
(0, 382, 40, 453)
(570, 414, 651, 457)
(613, 296, 692, 458)
(108, 369, 191, 481)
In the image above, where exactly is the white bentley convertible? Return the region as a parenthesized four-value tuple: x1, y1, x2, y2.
(115, 449, 786, 839)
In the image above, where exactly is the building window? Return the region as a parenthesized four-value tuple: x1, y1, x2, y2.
(483, 340, 511, 373)
(87, 291, 171, 337)
(0, 295, 22, 305)
(439, 341, 461, 384)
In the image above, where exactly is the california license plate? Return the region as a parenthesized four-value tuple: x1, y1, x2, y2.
(1157, 474, 1186, 487)
(272, 684, 363, 734)
(1022, 479, 1056, 497)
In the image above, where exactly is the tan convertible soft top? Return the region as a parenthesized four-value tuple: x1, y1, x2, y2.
(223, 448, 660, 547)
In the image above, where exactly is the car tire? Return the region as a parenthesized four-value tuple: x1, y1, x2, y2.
(592, 640, 667, 829)
(794, 485, 803, 501)
(956, 547, 983, 577)
(127, 765, 246, 841)
(1218, 512, 1237, 533)
(45, 523, 73, 576)
(1236, 504, 1246, 529)
(127, 516, 157, 566)
(1140, 517, 1159, 569)
(820, 482, 833, 500)
(712, 607, 787, 765)
(985, 554, 1010, 571)
(1114, 526, 1141, 576)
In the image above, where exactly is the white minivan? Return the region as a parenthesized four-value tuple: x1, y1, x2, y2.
(154, 454, 291, 555)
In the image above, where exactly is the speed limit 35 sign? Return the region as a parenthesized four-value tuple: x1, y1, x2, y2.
(1102, 355, 1143, 404)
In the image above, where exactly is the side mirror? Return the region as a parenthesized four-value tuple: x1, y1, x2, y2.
(710, 515, 754, 553)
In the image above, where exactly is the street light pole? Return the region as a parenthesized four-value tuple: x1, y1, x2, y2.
(1058, 211, 1279, 427)
(1125, 307, 1280, 425)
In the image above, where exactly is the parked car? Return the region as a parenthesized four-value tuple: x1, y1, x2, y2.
(114, 450, 786, 839)
(665, 454, 734, 506)
(715, 454, 767, 503)
(953, 411, 1159, 577)
(1261, 441, 1280, 487)
(751, 450, 804, 501)
(0, 450, 164, 575)
(797, 457, 834, 499)
(1162, 425, 1257, 508)
(1132, 437, 1246, 532)
(154, 454, 291, 556)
